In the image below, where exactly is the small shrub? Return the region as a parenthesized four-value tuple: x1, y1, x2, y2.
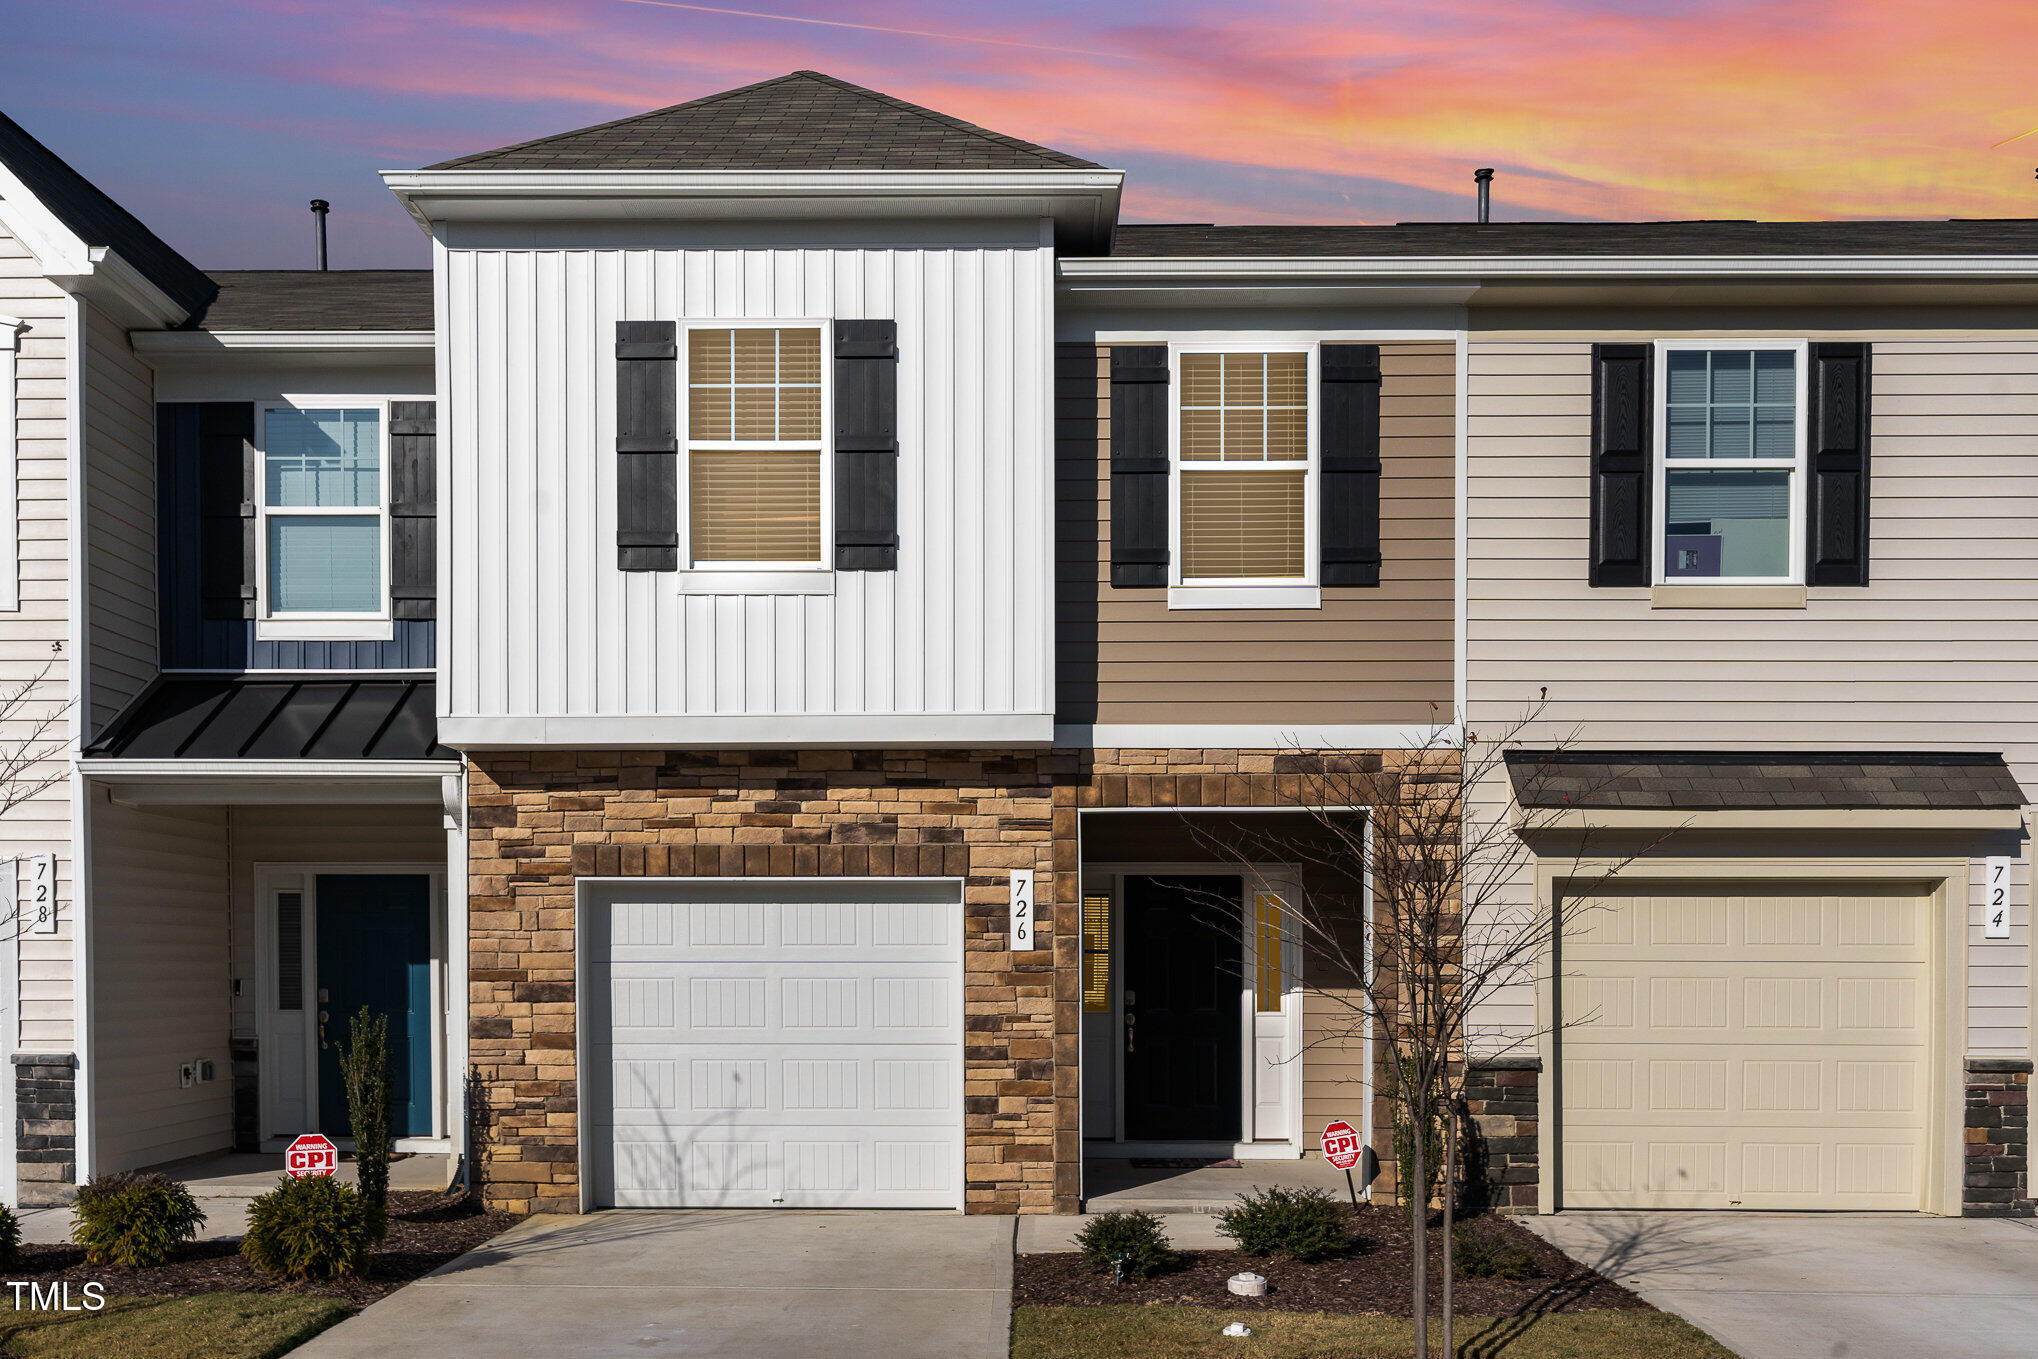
(241, 1174, 380, 1280)
(70, 1172, 205, 1268)
(0, 1204, 20, 1271)
(341, 1006, 393, 1235)
(1074, 1209, 1176, 1280)
(1453, 1222, 1537, 1280)
(1215, 1185, 1353, 1262)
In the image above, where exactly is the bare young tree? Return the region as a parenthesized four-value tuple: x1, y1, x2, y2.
(0, 643, 73, 937)
(1179, 696, 1660, 1356)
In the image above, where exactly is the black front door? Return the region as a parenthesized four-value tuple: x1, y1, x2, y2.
(1123, 874, 1243, 1141)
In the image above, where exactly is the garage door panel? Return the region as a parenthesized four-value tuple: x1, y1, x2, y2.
(588, 884, 962, 1209)
(1560, 884, 1931, 1211)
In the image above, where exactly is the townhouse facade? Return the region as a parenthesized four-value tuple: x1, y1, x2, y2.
(0, 70, 2027, 1218)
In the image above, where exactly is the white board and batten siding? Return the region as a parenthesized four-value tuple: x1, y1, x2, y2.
(1464, 326, 2038, 1059)
(439, 232, 1055, 746)
(582, 879, 964, 1209)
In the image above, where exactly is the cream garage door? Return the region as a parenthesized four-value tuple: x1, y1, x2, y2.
(585, 880, 962, 1209)
(1560, 882, 1932, 1211)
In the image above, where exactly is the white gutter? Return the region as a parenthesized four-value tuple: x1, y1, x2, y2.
(77, 759, 464, 780)
(130, 330, 434, 354)
(1060, 254, 2038, 284)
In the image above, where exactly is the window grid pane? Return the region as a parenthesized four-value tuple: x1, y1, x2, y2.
(690, 327, 824, 443)
(1664, 348, 1796, 461)
(689, 451, 822, 563)
(1178, 351, 1308, 464)
(268, 515, 381, 612)
(1180, 468, 1306, 580)
(264, 408, 380, 507)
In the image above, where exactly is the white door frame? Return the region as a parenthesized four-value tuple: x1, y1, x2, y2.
(1085, 861, 1307, 1160)
(252, 862, 449, 1152)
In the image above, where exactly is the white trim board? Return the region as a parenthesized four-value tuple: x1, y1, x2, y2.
(1056, 724, 1461, 750)
(440, 713, 1055, 748)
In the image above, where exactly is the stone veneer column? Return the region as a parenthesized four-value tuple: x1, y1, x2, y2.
(1964, 1057, 2032, 1217)
(14, 1053, 77, 1205)
(1462, 1055, 1540, 1214)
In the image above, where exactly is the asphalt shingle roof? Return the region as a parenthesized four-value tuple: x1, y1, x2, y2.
(1505, 749, 2029, 811)
(189, 270, 432, 331)
(426, 70, 1099, 172)
(1111, 220, 2038, 258)
(87, 675, 452, 761)
(0, 109, 216, 317)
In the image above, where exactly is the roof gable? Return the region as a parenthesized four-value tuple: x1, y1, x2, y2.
(0, 109, 215, 317)
(427, 70, 1099, 172)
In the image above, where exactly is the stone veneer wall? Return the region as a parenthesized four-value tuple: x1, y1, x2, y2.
(1461, 1056, 1540, 1214)
(1965, 1057, 2032, 1217)
(14, 1053, 77, 1206)
(466, 746, 1441, 1216)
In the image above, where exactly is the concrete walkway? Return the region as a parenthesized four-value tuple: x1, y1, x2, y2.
(1083, 1156, 1356, 1214)
(295, 1210, 1015, 1359)
(1525, 1211, 2038, 1359)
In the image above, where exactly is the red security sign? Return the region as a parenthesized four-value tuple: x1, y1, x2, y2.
(1321, 1120, 1364, 1171)
(286, 1133, 338, 1178)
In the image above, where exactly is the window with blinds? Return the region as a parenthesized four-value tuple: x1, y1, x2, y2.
(261, 407, 384, 615)
(1254, 893, 1285, 1013)
(276, 890, 304, 1011)
(1082, 894, 1111, 1012)
(1176, 351, 1310, 582)
(687, 326, 824, 566)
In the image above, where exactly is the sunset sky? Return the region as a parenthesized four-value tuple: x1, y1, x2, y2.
(5, 0, 2036, 268)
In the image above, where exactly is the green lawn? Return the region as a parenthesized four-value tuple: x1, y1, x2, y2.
(1012, 1305, 1740, 1359)
(0, 1294, 354, 1359)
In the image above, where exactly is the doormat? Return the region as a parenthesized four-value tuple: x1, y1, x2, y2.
(1127, 1158, 1241, 1169)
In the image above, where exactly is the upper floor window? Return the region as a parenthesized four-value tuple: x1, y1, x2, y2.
(1173, 348, 1314, 584)
(258, 404, 387, 627)
(1656, 343, 1804, 584)
(685, 325, 827, 568)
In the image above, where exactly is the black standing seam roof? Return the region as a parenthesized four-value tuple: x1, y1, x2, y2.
(1505, 749, 2029, 811)
(0, 109, 216, 318)
(85, 676, 453, 762)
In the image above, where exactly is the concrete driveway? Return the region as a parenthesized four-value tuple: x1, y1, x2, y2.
(1525, 1211, 2038, 1359)
(294, 1209, 1014, 1359)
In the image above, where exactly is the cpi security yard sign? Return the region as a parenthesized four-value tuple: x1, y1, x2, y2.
(286, 1133, 338, 1178)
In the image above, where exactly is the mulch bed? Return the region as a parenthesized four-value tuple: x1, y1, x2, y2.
(11, 1190, 516, 1306)
(1014, 1206, 1648, 1318)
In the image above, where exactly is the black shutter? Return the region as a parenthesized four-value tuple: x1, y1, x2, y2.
(194, 401, 256, 619)
(1319, 344, 1383, 587)
(1108, 345, 1169, 587)
(1806, 342, 1872, 587)
(833, 320, 898, 571)
(616, 321, 678, 571)
(1589, 343, 1654, 587)
(389, 401, 436, 619)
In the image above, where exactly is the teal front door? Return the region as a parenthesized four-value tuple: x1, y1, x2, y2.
(316, 874, 433, 1139)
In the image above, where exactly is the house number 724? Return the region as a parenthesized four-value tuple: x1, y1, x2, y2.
(1985, 857, 2012, 940)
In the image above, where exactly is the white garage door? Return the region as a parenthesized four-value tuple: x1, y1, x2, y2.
(1560, 882, 1931, 1211)
(584, 880, 962, 1209)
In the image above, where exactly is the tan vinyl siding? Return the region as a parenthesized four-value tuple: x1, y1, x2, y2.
(1055, 342, 1454, 726)
(90, 801, 230, 1171)
(0, 216, 74, 1052)
(1464, 317, 2038, 1057)
(83, 304, 156, 734)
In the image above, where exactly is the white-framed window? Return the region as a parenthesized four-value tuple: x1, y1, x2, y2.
(1653, 340, 1807, 585)
(1168, 343, 1318, 601)
(255, 401, 391, 639)
(680, 321, 830, 571)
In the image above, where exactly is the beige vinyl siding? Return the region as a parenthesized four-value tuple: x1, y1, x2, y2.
(90, 800, 230, 1171)
(1054, 342, 1454, 725)
(82, 304, 155, 734)
(0, 216, 74, 1052)
(226, 804, 444, 1039)
(1464, 318, 2038, 1058)
(1300, 987, 1369, 1141)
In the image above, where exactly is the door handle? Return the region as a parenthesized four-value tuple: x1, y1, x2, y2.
(317, 1010, 329, 1050)
(1124, 1009, 1135, 1054)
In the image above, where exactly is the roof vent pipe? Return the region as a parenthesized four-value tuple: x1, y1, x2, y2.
(1473, 168, 1494, 224)
(310, 199, 330, 270)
